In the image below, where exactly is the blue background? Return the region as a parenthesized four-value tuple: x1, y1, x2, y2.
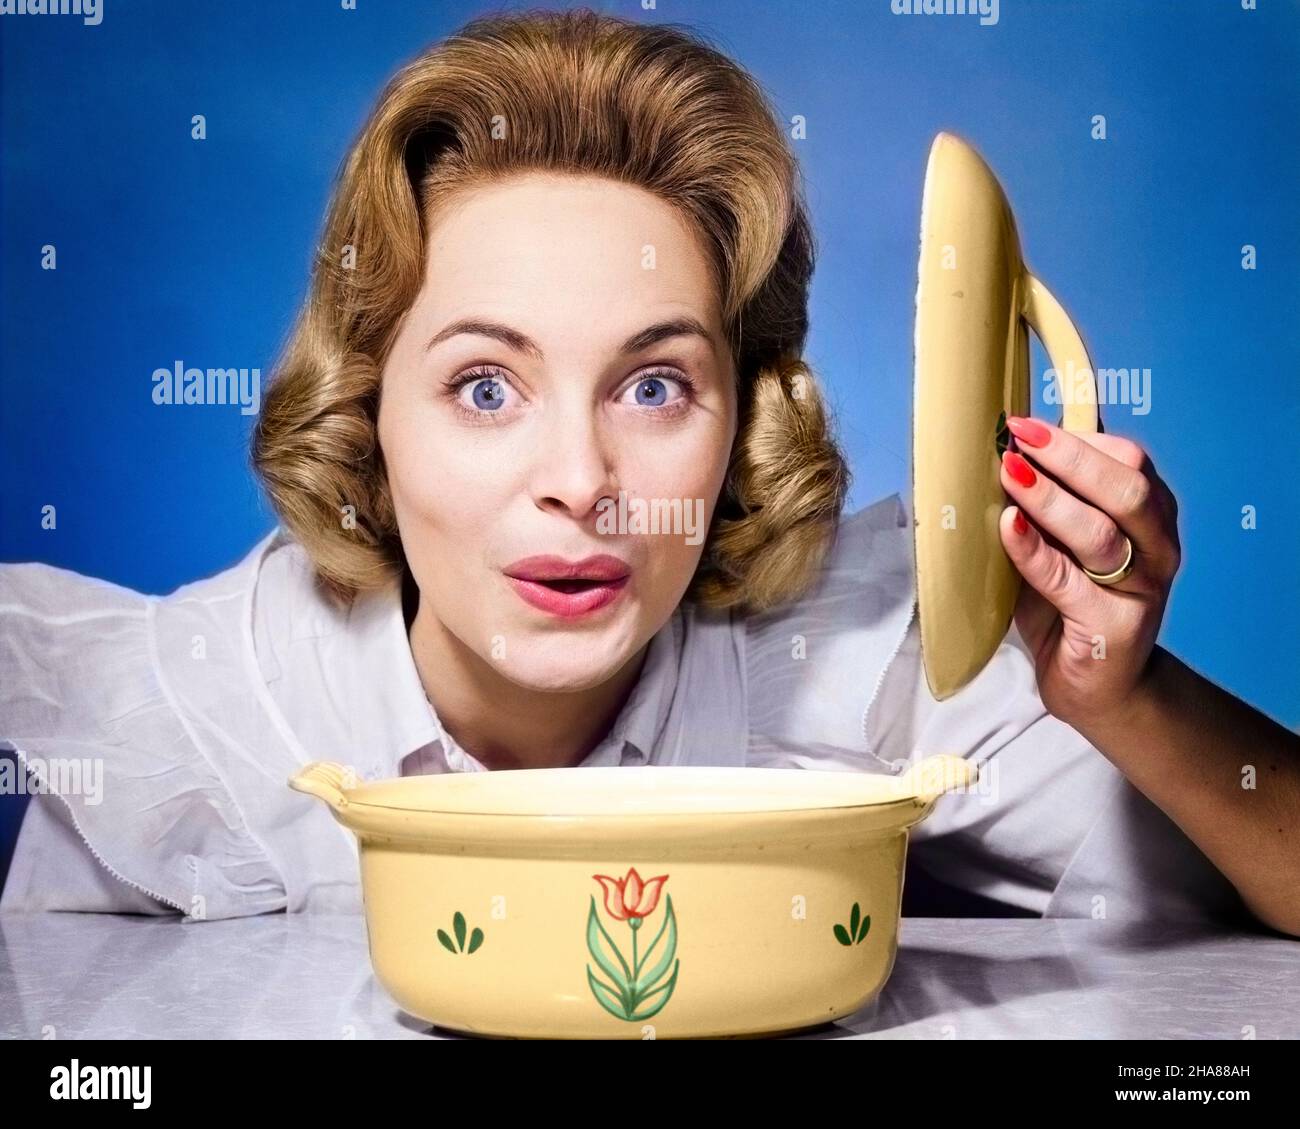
(2, 0, 1298, 885)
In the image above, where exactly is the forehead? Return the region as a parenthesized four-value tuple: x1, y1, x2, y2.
(418, 173, 722, 332)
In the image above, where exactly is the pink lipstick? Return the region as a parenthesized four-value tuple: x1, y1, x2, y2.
(502, 554, 631, 619)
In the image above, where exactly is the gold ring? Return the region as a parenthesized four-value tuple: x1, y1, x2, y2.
(1082, 535, 1136, 587)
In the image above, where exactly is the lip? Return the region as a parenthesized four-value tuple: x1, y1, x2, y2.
(502, 554, 632, 619)
(502, 554, 631, 582)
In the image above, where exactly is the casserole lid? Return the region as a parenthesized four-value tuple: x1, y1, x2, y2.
(912, 131, 1100, 701)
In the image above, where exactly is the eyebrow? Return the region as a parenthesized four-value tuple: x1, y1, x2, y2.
(423, 316, 717, 359)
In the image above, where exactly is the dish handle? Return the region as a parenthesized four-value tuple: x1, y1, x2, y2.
(287, 761, 355, 810)
(1019, 273, 1100, 435)
(898, 753, 979, 803)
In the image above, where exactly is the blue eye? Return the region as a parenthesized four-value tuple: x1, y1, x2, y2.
(622, 372, 691, 409)
(470, 377, 505, 410)
(449, 369, 514, 413)
(634, 377, 668, 406)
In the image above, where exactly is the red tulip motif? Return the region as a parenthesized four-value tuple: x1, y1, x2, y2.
(592, 866, 667, 922)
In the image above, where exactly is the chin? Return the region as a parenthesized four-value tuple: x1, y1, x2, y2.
(491, 628, 644, 694)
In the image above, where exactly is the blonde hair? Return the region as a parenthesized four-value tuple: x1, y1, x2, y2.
(251, 7, 850, 614)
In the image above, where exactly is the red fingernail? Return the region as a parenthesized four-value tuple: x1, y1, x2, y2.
(1012, 508, 1028, 535)
(1006, 416, 1051, 447)
(1004, 450, 1037, 487)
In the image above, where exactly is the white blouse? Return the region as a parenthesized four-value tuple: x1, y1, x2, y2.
(0, 491, 1243, 925)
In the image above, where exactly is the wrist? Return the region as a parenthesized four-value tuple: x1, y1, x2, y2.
(1070, 644, 1171, 746)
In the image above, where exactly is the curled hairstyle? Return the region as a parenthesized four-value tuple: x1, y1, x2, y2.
(252, 7, 851, 614)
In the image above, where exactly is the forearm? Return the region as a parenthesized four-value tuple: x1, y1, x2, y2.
(1071, 644, 1300, 937)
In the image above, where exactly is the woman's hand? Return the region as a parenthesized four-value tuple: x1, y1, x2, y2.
(996, 415, 1182, 731)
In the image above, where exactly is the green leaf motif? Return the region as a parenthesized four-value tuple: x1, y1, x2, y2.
(834, 902, 872, 946)
(437, 911, 485, 955)
(628, 957, 680, 1023)
(635, 897, 677, 995)
(586, 896, 633, 1006)
(587, 966, 630, 1021)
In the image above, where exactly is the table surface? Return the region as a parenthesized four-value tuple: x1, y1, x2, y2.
(2, 911, 1296, 1039)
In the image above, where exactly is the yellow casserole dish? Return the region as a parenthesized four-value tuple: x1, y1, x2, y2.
(289, 754, 977, 1039)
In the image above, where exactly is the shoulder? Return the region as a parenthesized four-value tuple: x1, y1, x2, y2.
(826, 491, 913, 599)
(736, 492, 918, 762)
(142, 527, 318, 667)
(827, 491, 912, 561)
(746, 489, 913, 631)
(0, 556, 149, 619)
(0, 525, 295, 720)
(0, 527, 290, 617)
(245, 528, 353, 690)
(249, 526, 342, 629)
(163, 526, 293, 607)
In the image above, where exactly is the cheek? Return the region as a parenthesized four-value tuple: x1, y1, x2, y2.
(615, 427, 730, 598)
(621, 424, 731, 520)
(381, 406, 509, 545)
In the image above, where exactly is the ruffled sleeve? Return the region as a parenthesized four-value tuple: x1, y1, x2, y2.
(0, 553, 289, 920)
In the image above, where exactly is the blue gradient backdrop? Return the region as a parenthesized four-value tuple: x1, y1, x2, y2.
(2, 1, 1298, 879)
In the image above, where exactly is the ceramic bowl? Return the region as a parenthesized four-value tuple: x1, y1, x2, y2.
(288, 754, 977, 1039)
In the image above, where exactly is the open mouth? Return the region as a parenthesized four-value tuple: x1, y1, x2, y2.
(533, 578, 607, 593)
(505, 574, 630, 618)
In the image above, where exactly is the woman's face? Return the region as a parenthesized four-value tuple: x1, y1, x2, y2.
(378, 173, 738, 692)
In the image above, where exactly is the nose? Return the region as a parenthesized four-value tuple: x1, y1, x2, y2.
(527, 397, 619, 520)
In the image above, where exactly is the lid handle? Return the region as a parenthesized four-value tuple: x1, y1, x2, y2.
(1020, 273, 1100, 434)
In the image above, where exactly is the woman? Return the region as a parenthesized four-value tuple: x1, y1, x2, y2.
(2, 9, 1296, 934)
